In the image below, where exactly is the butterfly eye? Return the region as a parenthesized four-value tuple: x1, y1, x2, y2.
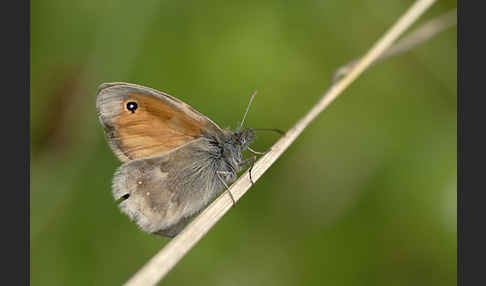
(126, 101, 138, 113)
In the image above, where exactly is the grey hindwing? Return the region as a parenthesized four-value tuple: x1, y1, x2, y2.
(112, 138, 234, 237)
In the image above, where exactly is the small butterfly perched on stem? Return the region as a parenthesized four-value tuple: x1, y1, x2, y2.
(96, 82, 266, 237)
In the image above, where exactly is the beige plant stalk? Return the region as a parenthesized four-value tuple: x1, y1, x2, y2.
(124, 0, 454, 285)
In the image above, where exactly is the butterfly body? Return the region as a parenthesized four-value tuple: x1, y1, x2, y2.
(96, 82, 254, 237)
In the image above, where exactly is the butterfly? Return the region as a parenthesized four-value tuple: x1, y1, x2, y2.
(96, 82, 259, 237)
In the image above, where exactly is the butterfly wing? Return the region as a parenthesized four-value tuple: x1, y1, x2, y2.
(113, 138, 227, 237)
(96, 82, 224, 162)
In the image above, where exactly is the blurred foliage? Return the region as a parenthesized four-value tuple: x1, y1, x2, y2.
(30, 0, 457, 285)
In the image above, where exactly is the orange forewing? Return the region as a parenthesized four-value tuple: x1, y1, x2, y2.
(113, 93, 207, 160)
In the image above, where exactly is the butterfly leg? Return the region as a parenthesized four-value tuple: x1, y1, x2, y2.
(216, 172, 236, 206)
(239, 156, 257, 185)
(248, 147, 267, 155)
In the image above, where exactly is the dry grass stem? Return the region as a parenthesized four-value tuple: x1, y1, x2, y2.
(124, 0, 439, 285)
(333, 8, 456, 82)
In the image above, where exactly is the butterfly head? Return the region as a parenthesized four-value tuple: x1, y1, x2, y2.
(232, 128, 255, 151)
(220, 127, 255, 169)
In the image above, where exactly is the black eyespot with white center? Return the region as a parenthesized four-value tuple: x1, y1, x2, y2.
(126, 101, 138, 113)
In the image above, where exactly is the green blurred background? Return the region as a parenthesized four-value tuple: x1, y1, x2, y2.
(30, 0, 457, 285)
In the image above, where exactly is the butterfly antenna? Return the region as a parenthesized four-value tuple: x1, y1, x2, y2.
(239, 90, 257, 130)
(253, 128, 285, 135)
